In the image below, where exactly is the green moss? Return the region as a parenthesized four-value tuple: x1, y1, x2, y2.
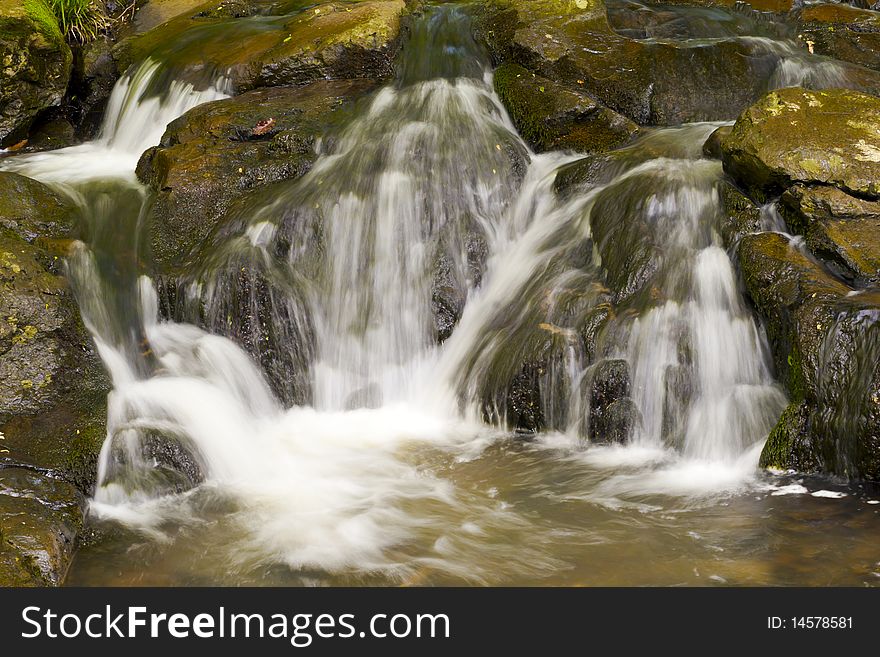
(786, 343, 806, 403)
(21, 0, 64, 41)
(494, 63, 554, 148)
(759, 402, 817, 471)
(63, 418, 106, 495)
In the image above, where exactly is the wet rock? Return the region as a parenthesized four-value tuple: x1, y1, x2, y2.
(779, 184, 880, 285)
(69, 36, 121, 139)
(115, 0, 406, 92)
(702, 125, 732, 160)
(493, 61, 638, 153)
(718, 179, 763, 245)
(758, 402, 821, 473)
(139, 79, 377, 272)
(737, 231, 880, 479)
(796, 3, 880, 72)
(589, 358, 637, 443)
(0, 467, 85, 586)
(0, 173, 109, 585)
(472, 0, 790, 126)
(431, 229, 488, 343)
(21, 119, 77, 153)
(0, 0, 73, 143)
(721, 87, 880, 202)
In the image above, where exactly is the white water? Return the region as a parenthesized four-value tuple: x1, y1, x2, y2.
(0, 59, 230, 184)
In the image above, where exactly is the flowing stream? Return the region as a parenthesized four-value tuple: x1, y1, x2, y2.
(3, 4, 880, 586)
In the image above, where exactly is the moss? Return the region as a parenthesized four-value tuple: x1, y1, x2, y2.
(493, 63, 554, 148)
(62, 410, 106, 495)
(21, 0, 64, 42)
(759, 402, 819, 471)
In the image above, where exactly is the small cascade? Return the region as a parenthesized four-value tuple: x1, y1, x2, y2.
(0, 59, 230, 183)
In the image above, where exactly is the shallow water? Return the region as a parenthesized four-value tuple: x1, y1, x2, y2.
(67, 434, 880, 586)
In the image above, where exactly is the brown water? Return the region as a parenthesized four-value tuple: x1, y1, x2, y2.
(67, 437, 880, 586)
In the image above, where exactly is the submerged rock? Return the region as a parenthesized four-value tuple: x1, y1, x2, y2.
(0, 0, 73, 143)
(721, 87, 880, 201)
(140, 79, 377, 272)
(0, 172, 109, 586)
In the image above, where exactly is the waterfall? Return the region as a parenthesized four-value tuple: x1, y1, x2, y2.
(1, 5, 798, 581)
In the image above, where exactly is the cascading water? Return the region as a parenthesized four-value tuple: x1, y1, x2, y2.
(0, 59, 230, 183)
(4, 4, 877, 586)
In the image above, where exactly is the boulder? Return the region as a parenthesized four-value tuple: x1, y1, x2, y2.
(115, 0, 406, 92)
(737, 231, 880, 479)
(0, 0, 73, 143)
(138, 79, 377, 272)
(0, 172, 110, 586)
(493, 62, 638, 153)
(780, 184, 880, 285)
(471, 0, 805, 126)
(796, 3, 880, 72)
(721, 87, 880, 201)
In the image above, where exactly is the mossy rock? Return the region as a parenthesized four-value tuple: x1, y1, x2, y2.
(780, 184, 880, 285)
(493, 61, 638, 153)
(737, 231, 848, 402)
(758, 402, 821, 472)
(0, 467, 85, 586)
(718, 179, 763, 246)
(0, 0, 73, 143)
(738, 231, 880, 479)
(721, 87, 880, 202)
(472, 0, 805, 126)
(115, 0, 406, 92)
(796, 3, 880, 72)
(140, 78, 377, 273)
(702, 125, 731, 160)
(0, 173, 108, 585)
(0, 173, 109, 492)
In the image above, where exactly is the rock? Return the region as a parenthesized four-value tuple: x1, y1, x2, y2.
(493, 61, 638, 153)
(20, 118, 77, 153)
(796, 3, 880, 72)
(0, 0, 73, 143)
(780, 184, 880, 285)
(702, 125, 732, 160)
(589, 358, 637, 443)
(737, 231, 880, 479)
(69, 36, 121, 139)
(431, 229, 488, 343)
(758, 402, 821, 473)
(718, 180, 763, 245)
(115, 0, 406, 92)
(472, 0, 798, 126)
(139, 79, 378, 272)
(0, 468, 85, 586)
(0, 172, 109, 585)
(721, 87, 880, 202)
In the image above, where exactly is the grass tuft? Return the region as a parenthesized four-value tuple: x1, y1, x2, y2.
(48, 0, 110, 44)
